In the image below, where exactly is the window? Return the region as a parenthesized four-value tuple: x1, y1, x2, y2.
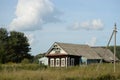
(67, 57, 70, 66)
(81, 57, 87, 64)
(55, 50, 60, 54)
(54, 45, 57, 48)
(61, 58, 65, 67)
(71, 58, 74, 66)
(56, 58, 60, 67)
(55, 48, 61, 54)
(53, 45, 61, 54)
(50, 58, 54, 67)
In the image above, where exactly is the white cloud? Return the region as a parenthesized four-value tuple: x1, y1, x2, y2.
(92, 19, 103, 30)
(69, 19, 104, 30)
(9, 0, 61, 31)
(85, 37, 97, 46)
(26, 34, 35, 45)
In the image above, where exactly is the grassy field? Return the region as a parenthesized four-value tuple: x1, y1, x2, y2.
(0, 63, 120, 80)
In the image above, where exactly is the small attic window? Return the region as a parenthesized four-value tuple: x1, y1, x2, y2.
(54, 45, 57, 48)
(53, 44, 61, 53)
(55, 48, 61, 54)
(55, 50, 60, 54)
(56, 48, 61, 51)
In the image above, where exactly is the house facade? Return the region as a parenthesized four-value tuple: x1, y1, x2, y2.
(46, 42, 102, 67)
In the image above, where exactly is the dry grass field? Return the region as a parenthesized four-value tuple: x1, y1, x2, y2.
(0, 63, 120, 80)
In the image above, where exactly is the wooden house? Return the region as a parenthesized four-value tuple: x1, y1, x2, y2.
(46, 42, 102, 67)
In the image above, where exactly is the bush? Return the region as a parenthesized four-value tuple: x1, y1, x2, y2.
(96, 74, 116, 80)
(64, 77, 80, 80)
(0, 64, 2, 71)
(19, 64, 47, 70)
(21, 58, 30, 64)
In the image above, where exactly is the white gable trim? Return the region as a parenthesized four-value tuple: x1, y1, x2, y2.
(47, 42, 68, 55)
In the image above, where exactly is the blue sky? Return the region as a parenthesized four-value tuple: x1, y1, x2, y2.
(0, 0, 120, 55)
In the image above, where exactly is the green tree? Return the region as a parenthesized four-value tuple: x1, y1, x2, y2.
(8, 31, 31, 63)
(108, 46, 120, 59)
(0, 28, 8, 63)
(0, 28, 32, 63)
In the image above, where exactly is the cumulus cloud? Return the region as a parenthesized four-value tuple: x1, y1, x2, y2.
(85, 37, 97, 46)
(9, 0, 61, 31)
(69, 19, 104, 30)
(26, 34, 35, 45)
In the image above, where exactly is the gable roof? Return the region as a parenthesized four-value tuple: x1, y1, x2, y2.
(92, 47, 119, 62)
(47, 42, 101, 59)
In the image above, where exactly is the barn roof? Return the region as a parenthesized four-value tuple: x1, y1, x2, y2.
(92, 47, 119, 62)
(52, 42, 101, 59)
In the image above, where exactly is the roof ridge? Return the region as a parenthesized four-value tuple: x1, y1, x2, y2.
(55, 42, 88, 46)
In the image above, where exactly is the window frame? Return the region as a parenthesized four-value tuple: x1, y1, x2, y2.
(71, 58, 74, 66)
(50, 58, 54, 67)
(61, 58, 65, 67)
(56, 58, 60, 67)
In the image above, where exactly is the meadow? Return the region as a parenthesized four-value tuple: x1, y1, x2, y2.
(0, 63, 120, 80)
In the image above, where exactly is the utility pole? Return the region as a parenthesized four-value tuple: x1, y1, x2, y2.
(96, 23, 117, 72)
(114, 23, 117, 73)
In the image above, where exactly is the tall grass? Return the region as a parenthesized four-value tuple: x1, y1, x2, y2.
(0, 63, 120, 80)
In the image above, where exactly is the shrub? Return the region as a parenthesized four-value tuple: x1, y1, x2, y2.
(0, 64, 2, 71)
(96, 74, 116, 80)
(64, 77, 80, 80)
(21, 58, 30, 64)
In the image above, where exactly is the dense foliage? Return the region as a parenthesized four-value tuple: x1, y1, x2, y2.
(33, 53, 45, 63)
(0, 28, 32, 63)
(108, 46, 120, 59)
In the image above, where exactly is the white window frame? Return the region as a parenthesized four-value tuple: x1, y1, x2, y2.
(50, 58, 54, 67)
(61, 58, 65, 67)
(56, 58, 60, 67)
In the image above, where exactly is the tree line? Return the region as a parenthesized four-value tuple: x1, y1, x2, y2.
(108, 46, 120, 59)
(1, 27, 120, 64)
(0, 28, 33, 64)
